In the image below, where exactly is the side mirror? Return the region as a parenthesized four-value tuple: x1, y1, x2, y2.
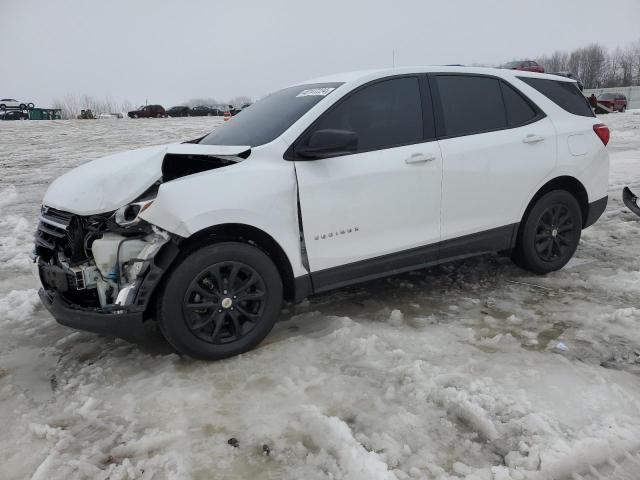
(296, 129, 358, 160)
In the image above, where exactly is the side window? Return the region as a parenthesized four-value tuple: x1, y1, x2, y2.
(435, 75, 507, 137)
(518, 77, 594, 117)
(501, 81, 539, 127)
(304, 76, 423, 153)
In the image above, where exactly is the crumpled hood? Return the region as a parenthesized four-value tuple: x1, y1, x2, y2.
(42, 143, 250, 215)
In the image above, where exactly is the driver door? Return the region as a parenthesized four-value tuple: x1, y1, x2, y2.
(293, 76, 443, 290)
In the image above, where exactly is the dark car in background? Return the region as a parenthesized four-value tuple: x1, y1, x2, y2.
(167, 106, 191, 117)
(127, 104, 167, 118)
(550, 72, 584, 91)
(597, 92, 628, 112)
(501, 60, 545, 73)
(0, 109, 28, 120)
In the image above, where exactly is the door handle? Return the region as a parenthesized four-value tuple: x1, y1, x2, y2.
(405, 153, 436, 164)
(523, 134, 545, 144)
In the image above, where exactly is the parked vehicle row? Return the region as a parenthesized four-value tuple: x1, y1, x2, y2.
(35, 66, 609, 360)
(166, 105, 226, 117)
(129, 103, 251, 119)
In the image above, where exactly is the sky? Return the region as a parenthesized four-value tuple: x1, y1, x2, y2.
(1, 0, 639, 109)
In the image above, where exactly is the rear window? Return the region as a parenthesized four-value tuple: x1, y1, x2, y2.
(435, 75, 507, 137)
(519, 77, 594, 117)
(501, 82, 539, 127)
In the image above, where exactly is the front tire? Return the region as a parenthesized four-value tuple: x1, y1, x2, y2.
(158, 242, 283, 360)
(512, 190, 582, 274)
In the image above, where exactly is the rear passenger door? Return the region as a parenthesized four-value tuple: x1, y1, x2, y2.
(432, 74, 556, 255)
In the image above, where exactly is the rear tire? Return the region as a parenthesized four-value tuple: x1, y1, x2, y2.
(512, 190, 582, 274)
(158, 242, 283, 360)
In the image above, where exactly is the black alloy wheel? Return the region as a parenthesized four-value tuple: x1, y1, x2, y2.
(533, 204, 574, 262)
(182, 261, 266, 344)
(158, 242, 283, 360)
(512, 190, 582, 274)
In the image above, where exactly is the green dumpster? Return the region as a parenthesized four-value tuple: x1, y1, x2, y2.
(28, 108, 62, 120)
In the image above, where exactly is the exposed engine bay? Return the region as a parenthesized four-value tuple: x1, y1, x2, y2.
(35, 203, 170, 310)
(34, 147, 248, 311)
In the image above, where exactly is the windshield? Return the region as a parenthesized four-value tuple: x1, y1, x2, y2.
(200, 82, 343, 147)
(598, 93, 616, 100)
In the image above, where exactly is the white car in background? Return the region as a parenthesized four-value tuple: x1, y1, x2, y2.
(0, 98, 34, 110)
(97, 112, 124, 119)
(35, 66, 610, 360)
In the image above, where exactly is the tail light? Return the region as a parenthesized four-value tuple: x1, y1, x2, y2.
(593, 123, 610, 146)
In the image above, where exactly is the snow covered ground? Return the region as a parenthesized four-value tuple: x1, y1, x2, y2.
(1, 113, 640, 480)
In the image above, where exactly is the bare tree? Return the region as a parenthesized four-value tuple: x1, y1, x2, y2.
(619, 45, 636, 87)
(120, 99, 135, 114)
(185, 97, 222, 108)
(51, 94, 81, 119)
(52, 94, 136, 118)
(522, 38, 640, 88)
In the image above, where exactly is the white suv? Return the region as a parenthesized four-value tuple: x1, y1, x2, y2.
(35, 67, 609, 359)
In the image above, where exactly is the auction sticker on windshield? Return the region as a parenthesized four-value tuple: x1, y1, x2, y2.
(296, 87, 335, 97)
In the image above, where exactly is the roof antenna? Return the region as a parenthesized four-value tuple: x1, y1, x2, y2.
(392, 49, 395, 68)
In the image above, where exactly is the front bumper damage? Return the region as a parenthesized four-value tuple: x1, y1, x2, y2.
(38, 288, 146, 343)
(34, 207, 180, 342)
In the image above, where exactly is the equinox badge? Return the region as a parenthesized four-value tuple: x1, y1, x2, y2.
(314, 227, 359, 241)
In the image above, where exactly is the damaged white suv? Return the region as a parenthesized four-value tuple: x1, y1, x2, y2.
(35, 67, 609, 360)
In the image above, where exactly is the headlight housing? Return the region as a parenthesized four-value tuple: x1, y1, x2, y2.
(113, 200, 154, 227)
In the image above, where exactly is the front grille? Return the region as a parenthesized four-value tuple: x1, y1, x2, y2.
(35, 207, 72, 251)
(34, 207, 88, 263)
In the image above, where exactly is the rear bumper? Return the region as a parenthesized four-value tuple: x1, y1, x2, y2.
(584, 195, 608, 228)
(39, 288, 145, 343)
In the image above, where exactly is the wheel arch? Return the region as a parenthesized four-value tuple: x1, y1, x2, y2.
(176, 223, 298, 303)
(519, 176, 589, 233)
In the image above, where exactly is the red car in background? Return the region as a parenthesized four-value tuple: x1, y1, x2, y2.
(597, 92, 628, 112)
(501, 60, 545, 73)
(127, 104, 167, 118)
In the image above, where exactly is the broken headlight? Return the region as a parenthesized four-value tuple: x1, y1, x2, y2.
(113, 200, 154, 227)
